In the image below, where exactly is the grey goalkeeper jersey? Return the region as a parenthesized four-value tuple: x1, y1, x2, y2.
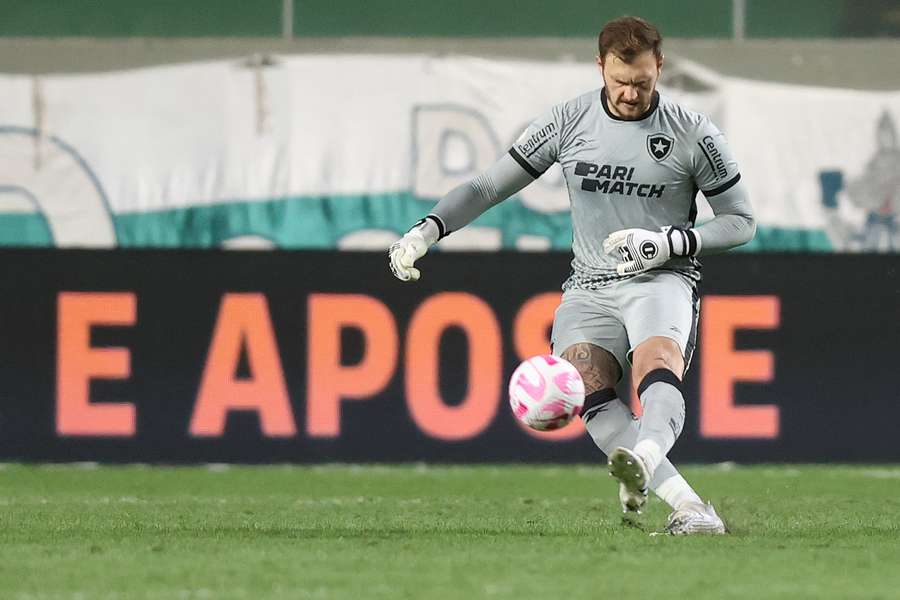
(510, 88, 741, 290)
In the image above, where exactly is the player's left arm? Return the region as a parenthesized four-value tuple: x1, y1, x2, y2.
(390, 106, 562, 282)
(692, 177, 756, 255)
(687, 116, 755, 255)
(603, 117, 755, 274)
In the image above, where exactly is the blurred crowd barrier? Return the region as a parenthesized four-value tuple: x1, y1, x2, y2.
(1, 0, 897, 38)
(1, 249, 896, 462)
(0, 54, 898, 251)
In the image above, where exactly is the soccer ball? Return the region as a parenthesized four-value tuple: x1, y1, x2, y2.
(508, 354, 585, 431)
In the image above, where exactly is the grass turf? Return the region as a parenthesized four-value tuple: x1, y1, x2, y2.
(1, 464, 899, 599)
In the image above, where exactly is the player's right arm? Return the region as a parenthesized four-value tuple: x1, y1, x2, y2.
(390, 108, 562, 282)
(388, 154, 534, 281)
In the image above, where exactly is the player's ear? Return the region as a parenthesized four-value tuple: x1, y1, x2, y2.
(657, 53, 665, 73)
(596, 54, 604, 72)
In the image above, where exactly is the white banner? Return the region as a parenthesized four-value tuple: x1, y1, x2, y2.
(720, 78, 900, 250)
(0, 55, 896, 250)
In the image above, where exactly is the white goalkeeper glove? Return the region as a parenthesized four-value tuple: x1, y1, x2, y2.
(602, 226, 701, 276)
(389, 216, 444, 282)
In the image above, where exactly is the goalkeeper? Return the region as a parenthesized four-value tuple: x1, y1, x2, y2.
(389, 16, 754, 535)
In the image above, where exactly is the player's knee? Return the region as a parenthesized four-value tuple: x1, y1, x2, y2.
(632, 337, 684, 384)
(635, 367, 684, 399)
(635, 356, 679, 383)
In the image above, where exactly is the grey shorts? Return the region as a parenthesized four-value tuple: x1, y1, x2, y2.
(551, 271, 700, 375)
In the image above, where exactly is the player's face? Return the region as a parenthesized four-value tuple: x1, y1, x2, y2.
(598, 50, 662, 120)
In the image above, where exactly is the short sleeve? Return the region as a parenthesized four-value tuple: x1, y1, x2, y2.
(692, 117, 741, 196)
(508, 107, 562, 179)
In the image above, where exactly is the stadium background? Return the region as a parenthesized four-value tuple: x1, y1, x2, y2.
(1, 3, 899, 598)
(1, 0, 899, 462)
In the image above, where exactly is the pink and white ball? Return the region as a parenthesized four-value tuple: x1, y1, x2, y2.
(508, 354, 585, 431)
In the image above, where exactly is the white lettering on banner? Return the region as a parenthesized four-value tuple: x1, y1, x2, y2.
(0, 127, 115, 247)
(411, 105, 571, 213)
(412, 105, 500, 200)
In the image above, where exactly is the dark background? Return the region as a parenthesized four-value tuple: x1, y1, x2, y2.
(0, 249, 898, 463)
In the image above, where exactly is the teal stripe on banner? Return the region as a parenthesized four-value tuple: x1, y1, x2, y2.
(735, 227, 833, 252)
(112, 192, 576, 249)
(0, 191, 834, 252)
(0, 213, 53, 246)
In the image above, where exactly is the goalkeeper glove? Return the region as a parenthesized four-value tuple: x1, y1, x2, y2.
(388, 216, 444, 282)
(602, 226, 701, 276)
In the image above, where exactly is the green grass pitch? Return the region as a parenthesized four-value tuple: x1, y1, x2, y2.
(2, 463, 899, 599)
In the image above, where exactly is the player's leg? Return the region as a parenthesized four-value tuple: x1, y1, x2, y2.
(559, 342, 685, 512)
(551, 289, 704, 513)
(631, 337, 725, 534)
(612, 272, 696, 479)
(629, 335, 685, 478)
(613, 272, 725, 533)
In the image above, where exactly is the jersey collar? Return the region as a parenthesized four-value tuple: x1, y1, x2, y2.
(600, 88, 660, 122)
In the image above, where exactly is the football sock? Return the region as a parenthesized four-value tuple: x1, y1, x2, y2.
(634, 368, 686, 478)
(654, 473, 703, 511)
(582, 389, 699, 507)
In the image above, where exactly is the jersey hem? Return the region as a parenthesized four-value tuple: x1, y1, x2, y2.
(562, 266, 702, 291)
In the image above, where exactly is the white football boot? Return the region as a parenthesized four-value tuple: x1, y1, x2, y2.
(607, 447, 650, 513)
(663, 501, 727, 535)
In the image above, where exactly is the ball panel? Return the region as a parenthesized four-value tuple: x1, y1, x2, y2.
(507, 354, 585, 432)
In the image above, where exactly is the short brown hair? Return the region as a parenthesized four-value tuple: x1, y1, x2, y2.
(598, 16, 663, 63)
